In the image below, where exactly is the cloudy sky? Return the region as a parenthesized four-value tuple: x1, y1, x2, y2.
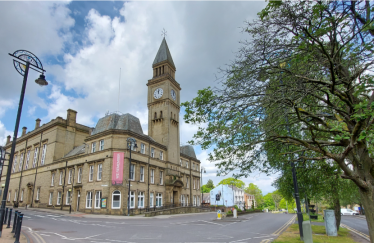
(0, 1, 278, 194)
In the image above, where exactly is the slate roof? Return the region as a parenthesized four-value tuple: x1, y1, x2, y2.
(64, 144, 86, 158)
(153, 37, 175, 69)
(180, 145, 197, 159)
(91, 113, 143, 136)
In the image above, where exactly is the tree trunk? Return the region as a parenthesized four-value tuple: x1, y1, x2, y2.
(333, 196, 341, 231)
(359, 187, 374, 243)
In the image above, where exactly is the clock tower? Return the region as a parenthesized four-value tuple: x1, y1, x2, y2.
(147, 37, 181, 164)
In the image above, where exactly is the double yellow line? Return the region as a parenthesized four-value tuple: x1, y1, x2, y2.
(260, 239, 272, 243)
(341, 223, 370, 241)
(273, 215, 297, 235)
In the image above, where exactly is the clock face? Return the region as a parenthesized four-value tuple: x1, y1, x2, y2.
(153, 88, 163, 99)
(171, 89, 176, 101)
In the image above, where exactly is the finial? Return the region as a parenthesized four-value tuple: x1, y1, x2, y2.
(161, 28, 167, 38)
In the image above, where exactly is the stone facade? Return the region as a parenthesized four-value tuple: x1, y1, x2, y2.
(1, 38, 201, 215)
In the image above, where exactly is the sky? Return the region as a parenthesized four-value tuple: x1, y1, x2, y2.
(0, 1, 278, 195)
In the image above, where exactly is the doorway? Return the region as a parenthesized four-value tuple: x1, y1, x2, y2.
(173, 191, 178, 206)
(76, 191, 80, 211)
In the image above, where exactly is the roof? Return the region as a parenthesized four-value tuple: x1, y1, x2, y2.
(229, 185, 244, 191)
(64, 144, 86, 158)
(153, 37, 175, 69)
(180, 145, 197, 159)
(91, 113, 143, 136)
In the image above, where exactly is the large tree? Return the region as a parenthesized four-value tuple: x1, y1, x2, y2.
(245, 183, 264, 207)
(182, 1, 374, 240)
(217, 177, 245, 189)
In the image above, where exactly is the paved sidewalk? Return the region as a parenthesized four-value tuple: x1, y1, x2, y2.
(1, 226, 27, 243)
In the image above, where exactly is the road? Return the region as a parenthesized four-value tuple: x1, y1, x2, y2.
(341, 215, 370, 241)
(18, 209, 296, 243)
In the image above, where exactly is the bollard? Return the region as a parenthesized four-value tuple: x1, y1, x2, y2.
(302, 221, 313, 243)
(14, 213, 23, 243)
(4, 208, 8, 224)
(11, 211, 18, 233)
(233, 209, 238, 218)
(324, 210, 337, 236)
(7, 209, 12, 228)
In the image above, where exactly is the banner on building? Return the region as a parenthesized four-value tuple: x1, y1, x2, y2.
(112, 152, 124, 185)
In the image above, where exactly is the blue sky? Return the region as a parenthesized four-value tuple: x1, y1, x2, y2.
(0, 1, 278, 195)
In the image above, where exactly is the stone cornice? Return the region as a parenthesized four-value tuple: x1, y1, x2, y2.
(147, 74, 181, 91)
(147, 99, 180, 110)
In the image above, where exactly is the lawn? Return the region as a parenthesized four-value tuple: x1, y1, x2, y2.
(303, 213, 325, 223)
(273, 224, 357, 243)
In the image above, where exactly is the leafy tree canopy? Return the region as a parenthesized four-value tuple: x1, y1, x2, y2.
(217, 177, 245, 189)
(245, 183, 264, 206)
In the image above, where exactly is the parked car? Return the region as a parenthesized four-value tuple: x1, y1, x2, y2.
(341, 209, 359, 215)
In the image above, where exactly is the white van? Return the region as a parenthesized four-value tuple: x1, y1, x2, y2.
(341, 208, 359, 215)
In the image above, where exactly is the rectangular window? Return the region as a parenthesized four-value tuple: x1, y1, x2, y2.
(187, 177, 189, 188)
(66, 191, 71, 205)
(140, 166, 144, 182)
(51, 173, 55, 186)
(91, 142, 96, 153)
(19, 153, 24, 172)
(20, 190, 24, 201)
(12, 155, 18, 173)
(89, 165, 94, 181)
(193, 178, 196, 189)
(57, 191, 61, 205)
(41, 144, 47, 165)
(49, 192, 53, 205)
(186, 161, 188, 168)
(192, 163, 195, 170)
(160, 171, 163, 185)
(130, 191, 135, 208)
(25, 150, 30, 170)
(8, 191, 11, 202)
(68, 169, 72, 184)
(86, 192, 92, 208)
(130, 143, 136, 151)
(97, 164, 102, 180)
(59, 171, 63, 185)
(180, 159, 182, 166)
(150, 169, 154, 184)
(193, 196, 196, 206)
(36, 188, 40, 200)
(130, 164, 135, 180)
(159, 151, 163, 160)
(141, 143, 145, 154)
(138, 192, 144, 208)
(33, 147, 38, 168)
(151, 148, 155, 158)
(14, 190, 17, 201)
(156, 193, 162, 207)
(181, 195, 185, 206)
(95, 191, 101, 209)
(150, 193, 154, 207)
(78, 167, 82, 183)
(99, 140, 104, 151)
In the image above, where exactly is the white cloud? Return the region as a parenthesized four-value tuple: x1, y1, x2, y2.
(0, 121, 13, 146)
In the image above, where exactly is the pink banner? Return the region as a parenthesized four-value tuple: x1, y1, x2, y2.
(112, 152, 124, 185)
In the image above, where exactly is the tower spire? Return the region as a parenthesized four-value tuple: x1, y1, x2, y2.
(153, 37, 175, 69)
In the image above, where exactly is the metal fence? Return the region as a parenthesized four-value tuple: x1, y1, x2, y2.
(129, 203, 210, 215)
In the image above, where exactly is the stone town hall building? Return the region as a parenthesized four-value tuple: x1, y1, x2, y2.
(1, 38, 202, 215)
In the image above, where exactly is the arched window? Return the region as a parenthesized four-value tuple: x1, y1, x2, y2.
(112, 190, 121, 209)
(160, 111, 163, 118)
(154, 112, 157, 119)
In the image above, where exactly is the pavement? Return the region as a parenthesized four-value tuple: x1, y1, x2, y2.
(1, 225, 28, 243)
(14, 207, 296, 243)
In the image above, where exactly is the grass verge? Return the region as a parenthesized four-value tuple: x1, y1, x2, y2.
(273, 224, 358, 243)
(303, 213, 325, 223)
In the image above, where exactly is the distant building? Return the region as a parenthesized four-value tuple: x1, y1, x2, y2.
(202, 192, 210, 205)
(210, 185, 251, 209)
(244, 193, 256, 209)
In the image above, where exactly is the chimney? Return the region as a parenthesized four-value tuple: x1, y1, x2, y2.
(22, 127, 27, 136)
(6, 135, 11, 144)
(35, 118, 41, 129)
(89, 127, 94, 135)
(67, 109, 77, 127)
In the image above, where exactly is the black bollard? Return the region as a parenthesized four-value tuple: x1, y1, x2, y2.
(7, 209, 12, 228)
(11, 211, 18, 233)
(4, 208, 8, 224)
(14, 213, 23, 243)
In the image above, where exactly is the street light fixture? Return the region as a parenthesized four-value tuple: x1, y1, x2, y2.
(127, 137, 137, 216)
(0, 50, 47, 237)
(200, 166, 206, 206)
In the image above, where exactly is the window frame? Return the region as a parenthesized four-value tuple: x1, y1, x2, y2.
(138, 192, 144, 208)
(18, 153, 24, 172)
(112, 190, 121, 209)
(186, 161, 188, 168)
(32, 147, 38, 168)
(97, 164, 102, 181)
(130, 164, 135, 181)
(51, 173, 55, 186)
(151, 148, 155, 158)
(66, 190, 71, 205)
(156, 193, 162, 207)
(159, 171, 163, 185)
(86, 191, 93, 208)
(48, 192, 53, 205)
(99, 139, 104, 151)
(41, 144, 47, 165)
(25, 150, 30, 170)
(68, 169, 72, 184)
(20, 189, 24, 201)
(57, 191, 62, 205)
(89, 165, 94, 182)
(141, 143, 145, 154)
(150, 169, 154, 184)
(91, 142, 96, 153)
(12, 155, 18, 173)
(159, 151, 163, 160)
(77, 167, 82, 183)
(140, 166, 144, 182)
(95, 191, 102, 209)
(150, 192, 154, 207)
(129, 191, 135, 209)
(59, 171, 63, 185)
(36, 188, 40, 200)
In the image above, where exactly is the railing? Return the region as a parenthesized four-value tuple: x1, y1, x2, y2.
(129, 203, 209, 215)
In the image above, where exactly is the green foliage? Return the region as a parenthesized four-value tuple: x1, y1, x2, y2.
(200, 185, 211, 193)
(217, 177, 245, 189)
(245, 183, 264, 207)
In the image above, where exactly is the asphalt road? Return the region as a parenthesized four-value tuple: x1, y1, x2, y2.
(18, 210, 296, 243)
(341, 215, 370, 241)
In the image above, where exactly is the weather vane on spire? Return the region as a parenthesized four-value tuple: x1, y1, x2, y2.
(161, 28, 167, 38)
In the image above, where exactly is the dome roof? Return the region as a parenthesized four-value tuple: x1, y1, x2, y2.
(180, 145, 197, 159)
(91, 113, 143, 136)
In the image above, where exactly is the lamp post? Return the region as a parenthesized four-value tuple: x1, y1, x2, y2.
(127, 137, 137, 216)
(200, 166, 205, 206)
(0, 50, 47, 237)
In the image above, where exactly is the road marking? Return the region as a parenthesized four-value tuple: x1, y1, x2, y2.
(341, 223, 370, 241)
(272, 215, 296, 235)
(39, 234, 51, 237)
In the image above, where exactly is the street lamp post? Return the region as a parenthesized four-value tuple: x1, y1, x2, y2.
(200, 167, 205, 206)
(127, 137, 137, 216)
(0, 50, 47, 237)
